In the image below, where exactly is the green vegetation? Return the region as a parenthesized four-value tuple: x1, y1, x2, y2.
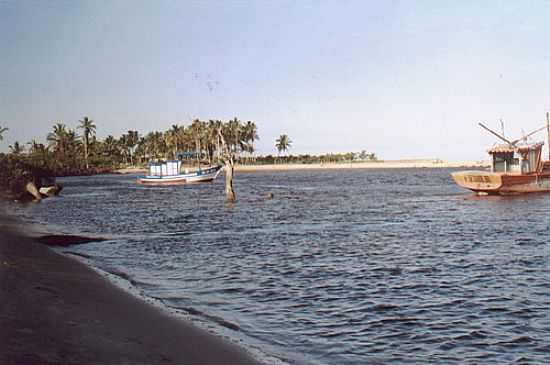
(275, 134, 292, 156)
(78, 116, 96, 169)
(254, 151, 378, 165)
(3, 117, 260, 173)
(1, 118, 377, 173)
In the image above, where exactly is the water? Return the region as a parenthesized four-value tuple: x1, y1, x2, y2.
(11, 169, 550, 364)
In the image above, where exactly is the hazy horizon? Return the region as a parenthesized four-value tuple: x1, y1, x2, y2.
(2, 1, 550, 161)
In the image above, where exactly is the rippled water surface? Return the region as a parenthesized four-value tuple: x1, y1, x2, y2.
(13, 169, 550, 364)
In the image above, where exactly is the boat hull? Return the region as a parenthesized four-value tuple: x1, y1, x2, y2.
(452, 170, 550, 195)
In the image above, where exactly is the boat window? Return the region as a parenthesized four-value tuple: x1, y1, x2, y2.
(493, 155, 507, 172)
(493, 154, 519, 173)
(509, 158, 520, 172)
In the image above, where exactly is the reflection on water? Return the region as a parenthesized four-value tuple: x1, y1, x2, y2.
(12, 169, 550, 365)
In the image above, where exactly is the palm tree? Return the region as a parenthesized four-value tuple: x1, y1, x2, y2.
(276, 134, 292, 157)
(0, 126, 8, 141)
(65, 129, 81, 167)
(125, 130, 139, 165)
(243, 121, 259, 163)
(27, 139, 48, 165)
(190, 119, 207, 167)
(78, 116, 96, 169)
(102, 135, 119, 167)
(207, 120, 223, 163)
(9, 141, 24, 155)
(47, 123, 68, 164)
(167, 124, 182, 159)
(146, 131, 166, 161)
(227, 118, 243, 155)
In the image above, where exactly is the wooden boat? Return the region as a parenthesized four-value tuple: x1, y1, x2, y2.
(452, 115, 550, 195)
(137, 160, 223, 185)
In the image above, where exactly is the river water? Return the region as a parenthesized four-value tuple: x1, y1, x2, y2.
(12, 168, 550, 364)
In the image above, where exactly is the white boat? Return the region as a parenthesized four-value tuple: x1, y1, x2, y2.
(137, 160, 223, 185)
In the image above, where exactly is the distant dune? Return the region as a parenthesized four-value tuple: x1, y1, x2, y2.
(234, 160, 490, 172)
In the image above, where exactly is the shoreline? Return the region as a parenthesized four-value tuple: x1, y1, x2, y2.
(116, 160, 489, 174)
(0, 216, 266, 365)
(235, 160, 489, 172)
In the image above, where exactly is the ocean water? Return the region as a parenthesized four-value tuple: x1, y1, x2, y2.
(12, 168, 550, 365)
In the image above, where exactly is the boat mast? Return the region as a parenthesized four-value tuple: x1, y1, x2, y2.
(546, 112, 550, 159)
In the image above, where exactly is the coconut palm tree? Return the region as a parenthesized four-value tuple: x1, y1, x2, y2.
(27, 139, 48, 166)
(101, 135, 120, 167)
(207, 120, 223, 163)
(226, 118, 243, 154)
(166, 124, 182, 159)
(243, 121, 259, 163)
(190, 119, 207, 167)
(125, 130, 139, 165)
(146, 131, 166, 161)
(65, 129, 81, 167)
(0, 126, 8, 141)
(78, 116, 96, 169)
(276, 134, 292, 156)
(47, 123, 69, 164)
(9, 141, 24, 155)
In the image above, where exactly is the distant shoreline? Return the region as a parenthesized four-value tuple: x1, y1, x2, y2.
(235, 160, 490, 172)
(116, 160, 490, 174)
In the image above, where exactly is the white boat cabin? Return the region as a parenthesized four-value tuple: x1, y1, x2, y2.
(488, 142, 543, 174)
(148, 160, 182, 177)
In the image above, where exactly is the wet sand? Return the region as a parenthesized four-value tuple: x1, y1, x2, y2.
(0, 219, 264, 365)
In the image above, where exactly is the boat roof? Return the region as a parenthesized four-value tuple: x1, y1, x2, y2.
(148, 160, 181, 166)
(488, 142, 544, 154)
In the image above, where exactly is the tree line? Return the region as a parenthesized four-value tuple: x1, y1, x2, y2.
(0, 119, 377, 173)
(2, 118, 260, 172)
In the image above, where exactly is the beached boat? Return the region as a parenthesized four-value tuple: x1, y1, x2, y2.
(137, 160, 223, 185)
(452, 116, 550, 195)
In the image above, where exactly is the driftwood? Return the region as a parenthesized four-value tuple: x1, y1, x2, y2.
(25, 182, 42, 201)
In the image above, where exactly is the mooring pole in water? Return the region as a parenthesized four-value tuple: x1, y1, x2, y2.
(546, 112, 550, 160)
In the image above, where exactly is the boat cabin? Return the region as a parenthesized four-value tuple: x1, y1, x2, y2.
(488, 142, 543, 174)
(148, 160, 182, 177)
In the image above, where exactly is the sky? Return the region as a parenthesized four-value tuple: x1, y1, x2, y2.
(2, 0, 550, 160)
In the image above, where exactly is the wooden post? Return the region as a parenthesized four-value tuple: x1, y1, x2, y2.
(546, 112, 550, 160)
(217, 128, 236, 202)
(224, 159, 236, 202)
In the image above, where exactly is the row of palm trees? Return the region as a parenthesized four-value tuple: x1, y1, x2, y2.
(4, 117, 264, 171)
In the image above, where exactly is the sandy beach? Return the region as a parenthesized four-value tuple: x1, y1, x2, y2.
(116, 159, 489, 175)
(0, 216, 264, 365)
(234, 160, 489, 172)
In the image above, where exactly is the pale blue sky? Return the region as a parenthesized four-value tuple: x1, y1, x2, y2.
(2, 0, 550, 160)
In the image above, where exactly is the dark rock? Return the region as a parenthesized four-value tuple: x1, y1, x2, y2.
(35, 234, 107, 247)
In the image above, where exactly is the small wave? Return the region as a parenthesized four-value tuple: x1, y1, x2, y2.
(180, 307, 240, 331)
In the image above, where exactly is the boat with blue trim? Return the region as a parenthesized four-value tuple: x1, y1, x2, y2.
(137, 160, 223, 185)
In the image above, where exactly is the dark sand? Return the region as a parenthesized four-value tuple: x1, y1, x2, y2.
(0, 221, 264, 365)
